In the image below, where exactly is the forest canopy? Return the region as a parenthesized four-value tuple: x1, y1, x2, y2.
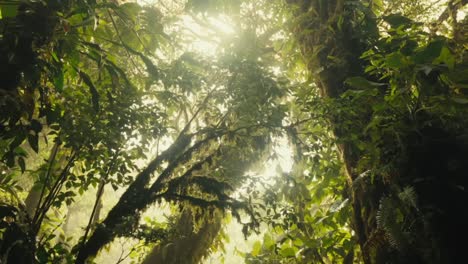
(0, 0, 467, 263)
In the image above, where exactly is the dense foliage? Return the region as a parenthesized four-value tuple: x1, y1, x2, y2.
(0, 0, 466, 263)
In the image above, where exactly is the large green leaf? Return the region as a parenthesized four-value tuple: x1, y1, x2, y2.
(444, 69, 468, 88)
(263, 233, 275, 250)
(385, 52, 407, 69)
(433, 46, 455, 70)
(53, 70, 64, 92)
(18, 156, 26, 173)
(28, 134, 39, 153)
(279, 246, 296, 258)
(383, 14, 413, 28)
(0, 4, 18, 18)
(345, 76, 386, 90)
(77, 69, 100, 112)
(452, 97, 468, 104)
(251, 241, 262, 257)
(413, 40, 444, 64)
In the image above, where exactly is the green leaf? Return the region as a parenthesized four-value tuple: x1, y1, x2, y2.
(1, 4, 18, 18)
(293, 238, 304, 247)
(279, 247, 296, 257)
(53, 70, 64, 92)
(119, 2, 142, 17)
(28, 134, 39, 153)
(445, 69, 468, 83)
(434, 46, 455, 70)
(13, 147, 27, 157)
(413, 40, 444, 64)
(139, 54, 159, 79)
(385, 52, 406, 69)
(30, 119, 43, 133)
(371, 0, 384, 15)
(401, 39, 418, 55)
(345, 76, 386, 90)
(18, 157, 26, 173)
(452, 97, 468, 104)
(383, 14, 413, 28)
(78, 70, 100, 111)
(396, 209, 404, 223)
(4, 152, 15, 167)
(252, 241, 262, 257)
(120, 44, 159, 80)
(445, 69, 468, 88)
(263, 234, 275, 250)
(9, 134, 26, 150)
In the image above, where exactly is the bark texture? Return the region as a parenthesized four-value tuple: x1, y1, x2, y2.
(286, 0, 468, 263)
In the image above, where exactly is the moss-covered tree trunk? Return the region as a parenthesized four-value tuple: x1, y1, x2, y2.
(142, 209, 222, 264)
(286, 1, 376, 261)
(74, 133, 193, 263)
(286, 0, 467, 263)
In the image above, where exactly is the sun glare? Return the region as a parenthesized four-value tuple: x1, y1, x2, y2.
(208, 136, 294, 263)
(266, 135, 294, 176)
(179, 14, 236, 56)
(207, 15, 236, 34)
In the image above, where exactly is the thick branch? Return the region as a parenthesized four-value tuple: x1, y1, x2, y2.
(74, 132, 192, 263)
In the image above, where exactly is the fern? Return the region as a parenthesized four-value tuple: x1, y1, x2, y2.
(376, 196, 405, 250)
(398, 186, 418, 211)
(375, 186, 424, 256)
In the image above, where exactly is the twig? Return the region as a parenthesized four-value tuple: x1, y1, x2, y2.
(33, 151, 78, 234)
(79, 151, 119, 252)
(37, 220, 64, 248)
(106, 9, 142, 75)
(32, 139, 60, 227)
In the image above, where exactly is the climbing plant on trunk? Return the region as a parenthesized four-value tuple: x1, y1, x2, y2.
(284, 0, 468, 263)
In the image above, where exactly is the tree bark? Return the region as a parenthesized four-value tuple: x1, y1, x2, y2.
(286, 0, 468, 263)
(286, 0, 375, 261)
(91, 181, 104, 226)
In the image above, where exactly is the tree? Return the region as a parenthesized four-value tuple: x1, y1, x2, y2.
(1, 1, 294, 263)
(1, 0, 170, 262)
(1, 0, 467, 263)
(74, 48, 292, 263)
(278, 0, 468, 263)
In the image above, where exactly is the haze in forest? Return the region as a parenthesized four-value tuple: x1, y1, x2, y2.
(0, 0, 467, 263)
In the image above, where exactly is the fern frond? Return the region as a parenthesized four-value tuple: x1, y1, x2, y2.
(398, 186, 418, 211)
(376, 196, 404, 250)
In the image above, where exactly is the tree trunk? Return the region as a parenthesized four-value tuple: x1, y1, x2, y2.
(91, 181, 104, 226)
(286, 0, 467, 263)
(286, 1, 376, 262)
